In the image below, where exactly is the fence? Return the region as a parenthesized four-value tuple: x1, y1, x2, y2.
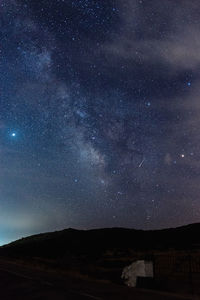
(153, 251, 200, 295)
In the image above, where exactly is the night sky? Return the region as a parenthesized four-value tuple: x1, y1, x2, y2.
(1, 0, 200, 244)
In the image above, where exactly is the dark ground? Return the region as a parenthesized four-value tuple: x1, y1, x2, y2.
(0, 259, 195, 300)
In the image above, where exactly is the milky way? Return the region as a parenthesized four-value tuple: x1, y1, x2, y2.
(0, 0, 200, 244)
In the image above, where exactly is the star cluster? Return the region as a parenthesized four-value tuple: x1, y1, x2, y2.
(0, 0, 200, 244)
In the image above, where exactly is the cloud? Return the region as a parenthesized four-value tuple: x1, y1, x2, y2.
(103, 0, 200, 71)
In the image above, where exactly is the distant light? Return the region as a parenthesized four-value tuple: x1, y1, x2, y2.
(11, 133, 16, 137)
(187, 82, 191, 86)
(180, 154, 185, 158)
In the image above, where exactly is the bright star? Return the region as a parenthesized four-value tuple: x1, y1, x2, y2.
(11, 133, 16, 137)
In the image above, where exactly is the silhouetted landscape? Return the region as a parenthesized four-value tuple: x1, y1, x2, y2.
(2, 223, 200, 258)
(1, 223, 200, 298)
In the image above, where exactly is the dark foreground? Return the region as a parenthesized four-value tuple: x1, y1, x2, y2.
(0, 259, 195, 300)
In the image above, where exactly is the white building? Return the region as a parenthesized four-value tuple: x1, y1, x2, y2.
(121, 260, 154, 287)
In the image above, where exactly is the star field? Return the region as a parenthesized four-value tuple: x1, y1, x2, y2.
(0, 0, 200, 244)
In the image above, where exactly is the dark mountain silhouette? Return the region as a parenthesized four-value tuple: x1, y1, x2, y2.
(1, 223, 200, 259)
